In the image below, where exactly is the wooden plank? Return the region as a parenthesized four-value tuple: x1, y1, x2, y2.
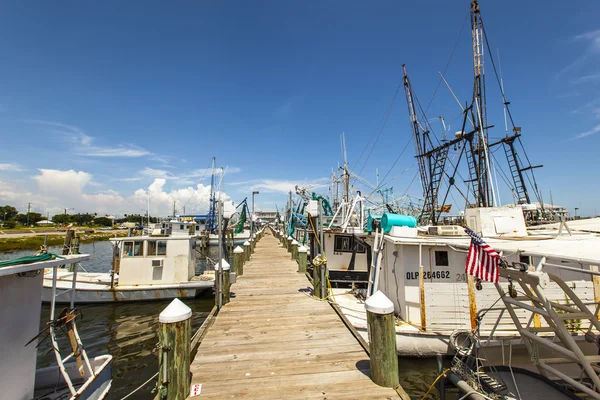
(187, 233, 399, 399)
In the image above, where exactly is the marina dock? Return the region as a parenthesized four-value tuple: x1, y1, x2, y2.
(188, 232, 400, 399)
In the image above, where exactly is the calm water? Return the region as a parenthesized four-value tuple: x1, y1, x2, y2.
(2, 242, 444, 399)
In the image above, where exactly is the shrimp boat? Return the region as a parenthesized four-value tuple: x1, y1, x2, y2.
(42, 233, 214, 303)
(307, 1, 600, 385)
(0, 254, 112, 399)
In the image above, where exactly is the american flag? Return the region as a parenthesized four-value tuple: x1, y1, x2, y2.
(464, 228, 500, 284)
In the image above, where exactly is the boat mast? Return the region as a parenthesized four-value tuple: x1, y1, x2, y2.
(470, 0, 496, 207)
(207, 156, 217, 233)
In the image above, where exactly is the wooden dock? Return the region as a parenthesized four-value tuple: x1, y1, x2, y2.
(188, 232, 400, 399)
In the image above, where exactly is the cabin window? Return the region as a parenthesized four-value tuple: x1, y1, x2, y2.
(434, 250, 449, 266)
(147, 240, 157, 256)
(334, 236, 352, 252)
(180, 224, 184, 230)
(157, 241, 167, 255)
(333, 235, 366, 253)
(133, 242, 143, 256)
(123, 241, 134, 257)
(123, 241, 142, 257)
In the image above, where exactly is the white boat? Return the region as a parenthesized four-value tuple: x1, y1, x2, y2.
(0, 254, 112, 399)
(333, 207, 600, 362)
(42, 234, 214, 303)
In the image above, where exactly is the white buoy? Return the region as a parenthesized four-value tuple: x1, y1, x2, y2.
(159, 298, 192, 324)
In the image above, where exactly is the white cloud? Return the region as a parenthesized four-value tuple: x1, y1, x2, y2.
(26, 120, 150, 158)
(572, 74, 600, 84)
(0, 168, 230, 217)
(34, 169, 92, 196)
(575, 123, 600, 139)
(231, 178, 329, 194)
(575, 29, 600, 53)
(140, 167, 170, 179)
(0, 163, 25, 172)
(79, 145, 150, 157)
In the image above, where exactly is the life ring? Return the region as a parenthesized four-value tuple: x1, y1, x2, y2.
(449, 329, 476, 357)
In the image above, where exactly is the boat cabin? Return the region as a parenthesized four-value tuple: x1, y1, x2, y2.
(113, 236, 196, 286)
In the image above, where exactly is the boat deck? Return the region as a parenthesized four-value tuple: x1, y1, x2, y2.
(188, 232, 399, 399)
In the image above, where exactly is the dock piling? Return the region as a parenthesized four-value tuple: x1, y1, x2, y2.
(233, 246, 244, 276)
(291, 239, 298, 261)
(157, 299, 192, 399)
(365, 290, 399, 388)
(219, 258, 231, 304)
(297, 245, 307, 273)
(243, 240, 251, 262)
(286, 236, 293, 252)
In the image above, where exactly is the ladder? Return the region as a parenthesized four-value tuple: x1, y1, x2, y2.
(48, 258, 95, 397)
(495, 266, 600, 399)
(421, 146, 449, 225)
(503, 137, 529, 204)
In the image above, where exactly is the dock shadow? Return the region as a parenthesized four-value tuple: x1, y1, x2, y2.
(298, 287, 314, 295)
(355, 359, 370, 378)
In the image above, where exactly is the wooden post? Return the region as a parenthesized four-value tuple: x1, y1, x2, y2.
(592, 265, 600, 318)
(313, 264, 324, 299)
(365, 290, 399, 388)
(286, 236, 293, 252)
(250, 237, 255, 254)
(63, 229, 74, 255)
(72, 236, 80, 255)
(297, 245, 307, 273)
(419, 264, 426, 331)
(243, 240, 251, 262)
(234, 246, 244, 277)
(467, 275, 478, 330)
(157, 299, 192, 399)
(291, 239, 299, 261)
(217, 258, 231, 305)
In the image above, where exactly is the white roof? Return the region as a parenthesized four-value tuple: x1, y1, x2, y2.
(529, 217, 600, 234)
(0, 254, 90, 277)
(383, 231, 600, 264)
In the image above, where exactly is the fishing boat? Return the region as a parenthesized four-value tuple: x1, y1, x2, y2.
(309, 0, 600, 378)
(0, 253, 112, 399)
(42, 233, 214, 303)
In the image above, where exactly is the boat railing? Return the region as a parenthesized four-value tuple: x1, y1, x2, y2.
(493, 263, 600, 398)
(47, 255, 98, 397)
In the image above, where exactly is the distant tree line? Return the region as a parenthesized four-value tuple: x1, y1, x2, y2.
(0, 204, 158, 229)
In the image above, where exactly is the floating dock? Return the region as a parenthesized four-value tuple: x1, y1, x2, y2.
(188, 232, 400, 399)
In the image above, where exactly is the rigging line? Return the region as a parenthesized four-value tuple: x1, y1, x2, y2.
(181, 159, 213, 213)
(351, 80, 403, 171)
(363, 134, 413, 198)
(353, 81, 403, 181)
(400, 170, 419, 198)
(424, 10, 470, 115)
(480, 20, 517, 130)
(490, 151, 517, 197)
(371, 164, 416, 197)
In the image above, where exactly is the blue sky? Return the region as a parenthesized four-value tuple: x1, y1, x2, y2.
(0, 0, 599, 218)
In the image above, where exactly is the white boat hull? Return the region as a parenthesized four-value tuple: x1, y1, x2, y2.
(43, 271, 214, 303)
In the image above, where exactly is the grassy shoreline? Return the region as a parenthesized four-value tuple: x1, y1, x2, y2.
(0, 232, 127, 253)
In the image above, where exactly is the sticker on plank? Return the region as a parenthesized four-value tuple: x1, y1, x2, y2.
(190, 383, 202, 396)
